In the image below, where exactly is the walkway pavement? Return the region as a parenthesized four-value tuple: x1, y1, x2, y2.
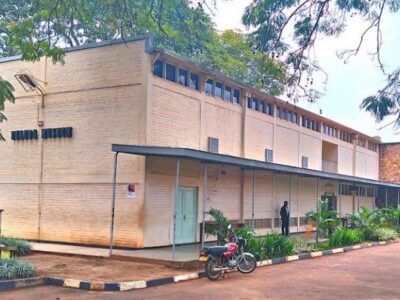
(30, 242, 211, 262)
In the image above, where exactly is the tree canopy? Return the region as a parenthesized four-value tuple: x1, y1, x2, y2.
(242, 0, 400, 129)
(0, 0, 286, 140)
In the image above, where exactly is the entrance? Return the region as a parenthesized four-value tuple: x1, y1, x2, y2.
(322, 193, 337, 211)
(175, 187, 197, 244)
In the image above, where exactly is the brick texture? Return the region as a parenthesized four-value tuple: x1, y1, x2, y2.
(379, 143, 400, 184)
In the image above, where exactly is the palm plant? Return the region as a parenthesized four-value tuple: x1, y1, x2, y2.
(351, 206, 378, 233)
(306, 199, 340, 244)
(204, 208, 230, 245)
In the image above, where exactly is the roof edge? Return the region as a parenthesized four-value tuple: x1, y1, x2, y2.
(0, 34, 152, 64)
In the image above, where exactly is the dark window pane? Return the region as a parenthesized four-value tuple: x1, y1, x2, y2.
(166, 64, 176, 82)
(233, 89, 240, 104)
(252, 98, 258, 110)
(293, 112, 298, 123)
(215, 82, 223, 98)
(287, 111, 292, 122)
(153, 60, 163, 77)
(224, 86, 232, 101)
(266, 103, 273, 116)
(178, 69, 188, 86)
(189, 73, 199, 90)
(260, 101, 266, 113)
(276, 107, 281, 118)
(247, 97, 252, 109)
(205, 79, 213, 94)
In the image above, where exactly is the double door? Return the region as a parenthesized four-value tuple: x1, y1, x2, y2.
(175, 187, 197, 244)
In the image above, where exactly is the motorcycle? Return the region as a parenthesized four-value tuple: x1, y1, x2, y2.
(198, 224, 257, 280)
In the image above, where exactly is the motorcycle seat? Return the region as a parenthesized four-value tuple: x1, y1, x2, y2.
(204, 246, 228, 254)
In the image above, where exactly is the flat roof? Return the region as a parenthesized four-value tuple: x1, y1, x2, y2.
(112, 144, 400, 188)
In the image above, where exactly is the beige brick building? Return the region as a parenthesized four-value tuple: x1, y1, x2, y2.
(0, 36, 399, 249)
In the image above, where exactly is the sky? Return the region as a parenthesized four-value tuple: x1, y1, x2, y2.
(212, 0, 400, 143)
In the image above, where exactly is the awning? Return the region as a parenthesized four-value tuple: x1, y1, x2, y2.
(112, 144, 400, 188)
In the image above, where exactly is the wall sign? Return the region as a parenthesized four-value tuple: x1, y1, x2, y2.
(11, 127, 73, 141)
(128, 184, 136, 199)
(11, 130, 38, 141)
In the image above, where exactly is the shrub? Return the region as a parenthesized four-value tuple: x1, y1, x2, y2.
(0, 259, 36, 280)
(0, 237, 31, 256)
(368, 227, 398, 241)
(329, 228, 364, 248)
(261, 234, 295, 259)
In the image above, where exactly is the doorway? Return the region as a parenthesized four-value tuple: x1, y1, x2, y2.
(175, 187, 197, 244)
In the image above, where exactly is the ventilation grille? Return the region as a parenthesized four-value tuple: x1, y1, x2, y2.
(265, 149, 273, 163)
(208, 137, 219, 153)
(301, 156, 308, 168)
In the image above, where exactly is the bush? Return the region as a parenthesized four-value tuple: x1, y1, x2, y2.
(0, 259, 36, 280)
(0, 237, 31, 256)
(261, 234, 295, 259)
(329, 228, 364, 248)
(368, 227, 398, 241)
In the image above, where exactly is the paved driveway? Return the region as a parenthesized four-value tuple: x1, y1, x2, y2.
(2, 242, 400, 300)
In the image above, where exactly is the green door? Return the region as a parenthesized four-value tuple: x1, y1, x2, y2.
(175, 187, 197, 244)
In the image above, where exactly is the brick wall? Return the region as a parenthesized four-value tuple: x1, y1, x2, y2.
(379, 143, 400, 184)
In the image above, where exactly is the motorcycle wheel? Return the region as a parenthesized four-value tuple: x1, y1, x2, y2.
(237, 254, 257, 274)
(205, 257, 222, 281)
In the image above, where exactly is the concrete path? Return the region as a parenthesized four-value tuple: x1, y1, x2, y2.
(5, 241, 400, 299)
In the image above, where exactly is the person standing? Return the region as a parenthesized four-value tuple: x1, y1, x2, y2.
(280, 201, 290, 236)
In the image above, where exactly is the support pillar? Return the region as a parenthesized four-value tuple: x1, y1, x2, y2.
(109, 152, 119, 256)
(385, 187, 388, 208)
(172, 159, 180, 260)
(201, 164, 208, 249)
(252, 170, 255, 229)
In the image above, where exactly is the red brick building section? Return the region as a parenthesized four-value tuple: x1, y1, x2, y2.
(379, 142, 400, 184)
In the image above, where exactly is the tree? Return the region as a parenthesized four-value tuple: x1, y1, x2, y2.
(242, 0, 400, 130)
(0, 0, 287, 140)
(204, 208, 230, 245)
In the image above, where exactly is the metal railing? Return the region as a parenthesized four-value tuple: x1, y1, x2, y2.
(322, 160, 338, 173)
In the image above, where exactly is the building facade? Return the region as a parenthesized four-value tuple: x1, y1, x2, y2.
(0, 36, 398, 249)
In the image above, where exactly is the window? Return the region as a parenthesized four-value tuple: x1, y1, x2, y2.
(224, 86, 232, 101)
(301, 156, 308, 168)
(265, 149, 273, 163)
(166, 64, 176, 82)
(215, 82, 223, 98)
(287, 111, 292, 122)
(233, 89, 240, 104)
(368, 141, 377, 152)
(276, 106, 281, 118)
(153, 60, 163, 77)
(178, 69, 188, 86)
(247, 97, 252, 109)
(190, 73, 199, 90)
(259, 100, 266, 113)
(252, 98, 258, 110)
(293, 112, 298, 124)
(367, 187, 375, 197)
(266, 103, 273, 116)
(205, 79, 213, 95)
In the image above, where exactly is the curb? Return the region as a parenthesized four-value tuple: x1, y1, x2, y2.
(1, 240, 396, 292)
(0, 277, 45, 292)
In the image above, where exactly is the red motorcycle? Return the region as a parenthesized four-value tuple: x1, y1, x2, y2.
(199, 225, 257, 280)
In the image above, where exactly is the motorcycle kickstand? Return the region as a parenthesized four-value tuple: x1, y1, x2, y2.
(221, 271, 231, 279)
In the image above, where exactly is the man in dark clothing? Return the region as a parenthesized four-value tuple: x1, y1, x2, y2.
(280, 201, 290, 236)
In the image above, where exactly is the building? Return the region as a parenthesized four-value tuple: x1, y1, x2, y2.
(0, 36, 399, 249)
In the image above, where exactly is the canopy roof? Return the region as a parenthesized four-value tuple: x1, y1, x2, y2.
(112, 144, 400, 188)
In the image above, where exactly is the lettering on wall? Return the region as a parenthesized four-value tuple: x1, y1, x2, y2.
(11, 127, 73, 141)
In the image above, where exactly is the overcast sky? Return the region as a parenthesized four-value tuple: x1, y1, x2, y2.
(213, 0, 400, 143)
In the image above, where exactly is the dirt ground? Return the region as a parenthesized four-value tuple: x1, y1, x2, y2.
(21, 253, 198, 281)
(5, 242, 400, 299)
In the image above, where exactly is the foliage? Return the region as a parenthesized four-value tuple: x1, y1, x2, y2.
(368, 227, 398, 241)
(315, 241, 330, 251)
(329, 228, 364, 248)
(374, 206, 400, 228)
(306, 199, 340, 243)
(0, 237, 32, 256)
(204, 208, 230, 245)
(0, 0, 287, 140)
(0, 77, 15, 141)
(0, 259, 36, 280)
(242, 0, 400, 128)
(262, 234, 295, 259)
(291, 237, 315, 254)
